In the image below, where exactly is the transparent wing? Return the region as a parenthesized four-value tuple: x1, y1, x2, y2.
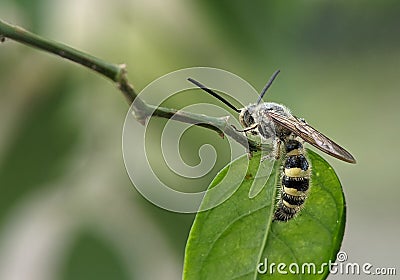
(268, 111, 356, 163)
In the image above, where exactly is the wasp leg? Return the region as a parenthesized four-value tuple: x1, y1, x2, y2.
(260, 139, 281, 162)
(231, 124, 259, 159)
(275, 139, 281, 160)
(231, 123, 258, 133)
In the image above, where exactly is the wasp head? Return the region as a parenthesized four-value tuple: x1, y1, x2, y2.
(239, 105, 257, 128)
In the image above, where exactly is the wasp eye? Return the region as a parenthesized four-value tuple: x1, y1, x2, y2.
(240, 110, 254, 127)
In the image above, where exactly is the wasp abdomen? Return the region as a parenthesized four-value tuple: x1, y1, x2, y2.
(274, 139, 311, 222)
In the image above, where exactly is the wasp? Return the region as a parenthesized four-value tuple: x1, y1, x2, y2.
(188, 70, 356, 221)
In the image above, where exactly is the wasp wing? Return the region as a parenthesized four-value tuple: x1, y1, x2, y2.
(268, 111, 356, 163)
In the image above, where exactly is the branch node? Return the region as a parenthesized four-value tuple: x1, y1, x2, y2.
(0, 18, 266, 154)
(131, 109, 148, 125)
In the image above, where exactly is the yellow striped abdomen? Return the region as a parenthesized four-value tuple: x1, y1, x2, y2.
(274, 139, 311, 222)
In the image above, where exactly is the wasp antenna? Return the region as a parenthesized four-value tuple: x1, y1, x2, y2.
(187, 78, 241, 113)
(257, 69, 281, 104)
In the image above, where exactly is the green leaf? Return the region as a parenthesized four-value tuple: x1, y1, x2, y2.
(183, 149, 346, 280)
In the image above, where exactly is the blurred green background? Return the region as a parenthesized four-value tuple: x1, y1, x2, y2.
(0, 1, 399, 279)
